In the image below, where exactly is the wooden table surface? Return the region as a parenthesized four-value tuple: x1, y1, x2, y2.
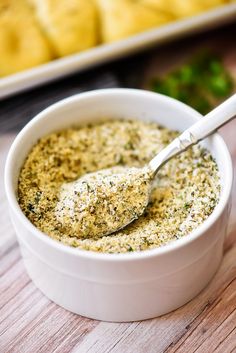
(0, 24, 236, 353)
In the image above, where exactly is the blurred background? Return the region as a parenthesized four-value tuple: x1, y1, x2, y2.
(0, 0, 236, 133)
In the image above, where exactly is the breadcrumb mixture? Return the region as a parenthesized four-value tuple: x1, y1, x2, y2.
(55, 166, 152, 238)
(18, 120, 220, 253)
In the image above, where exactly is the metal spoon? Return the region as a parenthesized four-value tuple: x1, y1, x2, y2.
(57, 94, 236, 238)
(148, 94, 236, 178)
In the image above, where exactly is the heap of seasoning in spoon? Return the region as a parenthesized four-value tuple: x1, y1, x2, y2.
(55, 166, 152, 238)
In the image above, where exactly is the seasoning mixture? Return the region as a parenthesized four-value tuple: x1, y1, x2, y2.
(18, 119, 220, 253)
(55, 166, 152, 238)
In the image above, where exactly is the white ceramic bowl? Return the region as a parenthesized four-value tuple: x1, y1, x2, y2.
(5, 89, 233, 322)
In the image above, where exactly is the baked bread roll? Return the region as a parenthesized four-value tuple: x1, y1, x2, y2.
(0, 0, 52, 77)
(96, 0, 174, 43)
(31, 0, 98, 57)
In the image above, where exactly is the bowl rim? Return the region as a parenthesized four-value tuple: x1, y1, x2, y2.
(4, 88, 233, 262)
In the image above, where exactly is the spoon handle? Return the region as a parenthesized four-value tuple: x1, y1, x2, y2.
(149, 94, 236, 174)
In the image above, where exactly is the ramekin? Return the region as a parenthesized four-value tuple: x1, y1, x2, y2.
(4, 89, 233, 322)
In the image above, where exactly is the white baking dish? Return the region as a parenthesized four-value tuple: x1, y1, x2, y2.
(4, 89, 233, 322)
(1, 3, 236, 99)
